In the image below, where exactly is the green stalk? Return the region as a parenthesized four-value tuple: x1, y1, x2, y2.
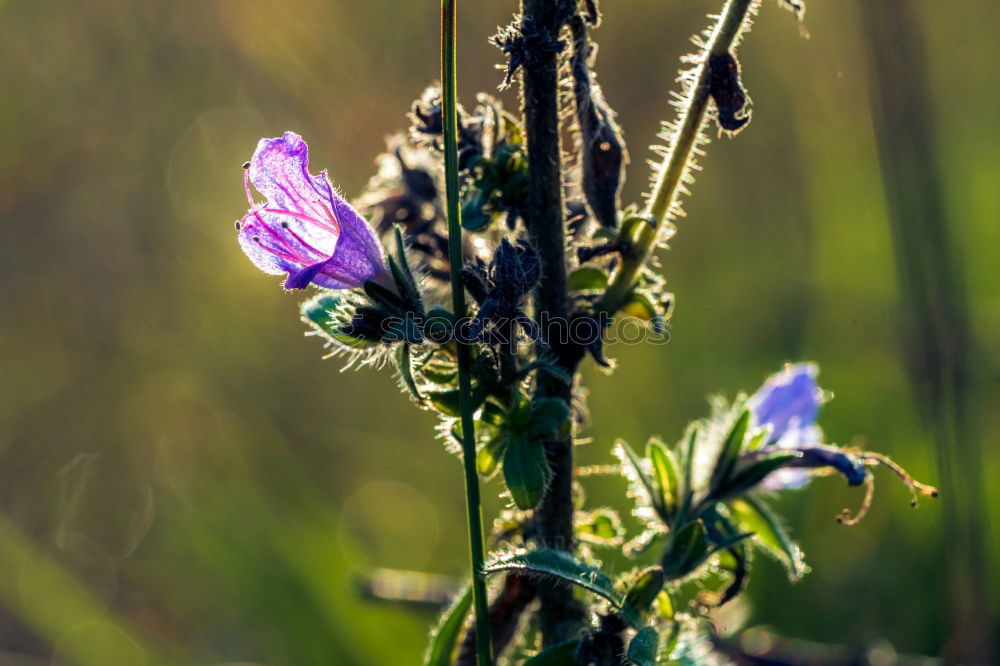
(599, 0, 756, 315)
(440, 1, 492, 664)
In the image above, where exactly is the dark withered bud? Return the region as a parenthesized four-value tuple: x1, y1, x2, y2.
(577, 241, 620, 264)
(492, 15, 565, 88)
(708, 52, 752, 133)
(395, 148, 438, 203)
(460, 258, 491, 305)
(571, 18, 626, 228)
(581, 122, 625, 228)
(492, 238, 541, 302)
(410, 87, 486, 172)
(341, 306, 391, 343)
(409, 87, 444, 139)
(491, 22, 525, 87)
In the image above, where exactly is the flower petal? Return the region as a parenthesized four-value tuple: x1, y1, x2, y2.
(250, 133, 338, 233)
(749, 363, 822, 444)
(237, 131, 386, 290)
(237, 210, 306, 276)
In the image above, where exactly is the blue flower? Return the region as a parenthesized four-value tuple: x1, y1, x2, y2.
(748, 362, 822, 446)
(746, 363, 864, 490)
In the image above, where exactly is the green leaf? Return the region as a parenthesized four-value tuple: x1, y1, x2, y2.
(624, 528, 669, 558)
(627, 627, 659, 666)
(575, 508, 625, 546)
(483, 549, 624, 608)
(729, 496, 806, 580)
(567, 266, 610, 291)
(713, 453, 799, 500)
(528, 398, 570, 438)
(622, 566, 666, 622)
(426, 387, 486, 417)
(523, 639, 582, 665)
(476, 435, 507, 476)
(660, 619, 682, 661)
(648, 438, 679, 517)
(422, 306, 456, 344)
(422, 585, 472, 666)
(503, 436, 551, 510)
(389, 225, 424, 312)
(363, 280, 408, 314)
(479, 401, 506, 427)
(395, 344, 424, 404)
(662, 520, 708, 580)
(715, 538, 749, 606)
(744, 426, 770, 452)
(300, 294, 379, 349)
(300, 294, 342, 337)
(623, 291, 666, 333)
(421, 365, 458, 386)
(461, 192, 496, 231)
(427, 390, 463, 417)
(618, 213, 649, 248)
(710, 408, 750, 488)
(622, 291, 657, 321)
(655, 589, 675, 620)
(615, 440, 665, 522)
(330, 331, 381, 349)
(680, 423, 700, 504)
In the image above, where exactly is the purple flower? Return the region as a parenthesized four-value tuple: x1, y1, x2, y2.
(748, 363, 824, 490)
(748, 362, 822, 445)
(236, 132, 386, 290)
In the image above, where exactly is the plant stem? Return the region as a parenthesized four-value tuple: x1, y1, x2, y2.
(441, 2, 492, 664)
(860, 3, 990, 661)
(520, 0, 586, 646)
(599, 0, 757, 315)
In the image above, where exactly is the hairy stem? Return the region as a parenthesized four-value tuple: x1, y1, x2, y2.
(600, 0, 757, 315)
(519, 0, 586, 646)
(441, 2, 492, 663)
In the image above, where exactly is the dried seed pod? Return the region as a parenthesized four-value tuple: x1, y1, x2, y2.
(571, 17, 626, 228)
(708, 52, 752, 133)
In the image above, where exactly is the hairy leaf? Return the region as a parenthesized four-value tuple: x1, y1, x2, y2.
(729, 495, 806, 580)
(503, 437, 551, 510)
(476, 435, 507, 476)
(395, 344, 424, 404)
(662, 520, 708, 579)
(575, 508, 625, 546)
(529, 398, 570, 438)
(483, 549, 623, 608)
(389, 225, 424, 312)
(568, 266, 610, 291)
(648, 437, 679, 517)
(710, 407, 750, 488)
(713, 452, 799, 500)
(627, 626, 660, 666)
(614, 440, 664, 523)
(427, 387, 486, 417)
(622, 566, 666, 621)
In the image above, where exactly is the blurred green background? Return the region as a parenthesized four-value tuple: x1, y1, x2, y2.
(1, 1, 997, 664)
